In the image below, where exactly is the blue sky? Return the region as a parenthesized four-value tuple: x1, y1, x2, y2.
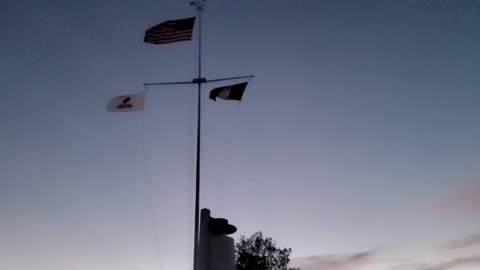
(1, 1, 480, 270)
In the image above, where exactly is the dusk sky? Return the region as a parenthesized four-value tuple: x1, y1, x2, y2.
(1, 1, 480, 270)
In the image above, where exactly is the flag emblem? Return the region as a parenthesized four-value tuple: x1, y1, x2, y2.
(209, 82, 248, 101)
(117, 97, 133, 109)
(107, 92, 145, 112)
(144, 17, 196, 44)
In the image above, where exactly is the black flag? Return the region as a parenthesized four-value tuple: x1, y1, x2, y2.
(209, 82, 248, 101)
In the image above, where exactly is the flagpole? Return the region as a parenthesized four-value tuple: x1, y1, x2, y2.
(110, 4, 255, 270)
(191, 2, 205, 270)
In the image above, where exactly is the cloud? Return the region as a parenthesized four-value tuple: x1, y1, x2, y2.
(389, 262, 429, 270)
(431, 182, 480, 214)
(292, 251, 375, 270)
(416, 256, 480, 270)
(444, 233, 480, 250)
(390, 256, 480, 270)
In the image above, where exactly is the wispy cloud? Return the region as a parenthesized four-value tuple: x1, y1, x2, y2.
(389, 262, 429, 270)
(416, 256, 480, 270)
(389, 256, 480, 270)
(444, 233, 480, 250)
(292, 251, 374, 270)
(431, 182, 480, 214)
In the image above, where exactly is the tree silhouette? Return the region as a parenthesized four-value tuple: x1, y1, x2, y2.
(235, 232, 299, 270)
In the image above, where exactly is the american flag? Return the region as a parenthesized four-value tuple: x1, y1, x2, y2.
(144, 17, 196, 44)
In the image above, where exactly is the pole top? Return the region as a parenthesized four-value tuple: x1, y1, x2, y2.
(190, 0, 206, 11)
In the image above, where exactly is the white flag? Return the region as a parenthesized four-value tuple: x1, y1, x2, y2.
(107, 92, 145, 112)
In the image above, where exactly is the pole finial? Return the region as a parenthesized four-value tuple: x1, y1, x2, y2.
(190, 0, 206, 11)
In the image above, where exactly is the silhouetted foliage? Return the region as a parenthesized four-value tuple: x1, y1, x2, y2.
(235, 232, 299, 270)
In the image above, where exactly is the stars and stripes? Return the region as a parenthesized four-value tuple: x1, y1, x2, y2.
(144, 17, 196, 44)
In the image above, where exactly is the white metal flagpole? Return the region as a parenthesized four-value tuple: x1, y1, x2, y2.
(190, 2, 206, 270)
